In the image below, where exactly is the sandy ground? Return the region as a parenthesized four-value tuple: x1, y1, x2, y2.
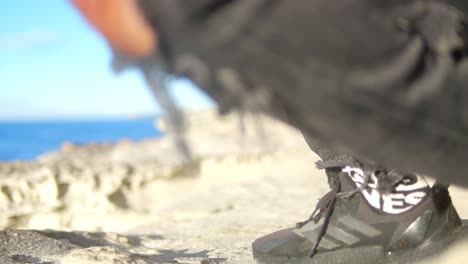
(1, 110, 468, 264)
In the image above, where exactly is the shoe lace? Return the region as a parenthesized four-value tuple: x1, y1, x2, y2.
(297, 156, 392, 258)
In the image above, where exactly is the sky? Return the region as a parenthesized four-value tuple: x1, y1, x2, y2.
(0, 1, 215, 121)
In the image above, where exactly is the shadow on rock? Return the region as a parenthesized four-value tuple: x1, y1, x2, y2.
(11, 255, 53, 264)
(149, 249, 226, 264)
(2, 230, 228, 263)
(37, 230, 120, 248)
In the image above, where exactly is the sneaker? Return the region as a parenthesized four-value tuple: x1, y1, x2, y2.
(252, 157, 465, 264)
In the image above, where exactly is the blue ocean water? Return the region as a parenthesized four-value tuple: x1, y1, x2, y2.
(0, 118, 163, 161)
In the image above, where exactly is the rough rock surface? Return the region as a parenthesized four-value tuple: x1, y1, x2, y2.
(1, 110, 468, 263)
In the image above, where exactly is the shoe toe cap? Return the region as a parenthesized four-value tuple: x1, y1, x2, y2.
(252, 227, 312, 257)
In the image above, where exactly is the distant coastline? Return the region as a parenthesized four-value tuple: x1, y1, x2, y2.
(0, 117, 162, 162)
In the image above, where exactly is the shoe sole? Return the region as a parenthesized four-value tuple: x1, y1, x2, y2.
(252, 220, 468, 264)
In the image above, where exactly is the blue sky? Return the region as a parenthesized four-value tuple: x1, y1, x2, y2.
(0, 1, 214, 120)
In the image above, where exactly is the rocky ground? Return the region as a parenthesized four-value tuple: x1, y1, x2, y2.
(1, 110, 468, 264)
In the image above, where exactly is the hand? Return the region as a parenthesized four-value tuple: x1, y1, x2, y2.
(72, 0, 157, 58)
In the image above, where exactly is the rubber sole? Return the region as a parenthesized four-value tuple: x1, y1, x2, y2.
(252, 220, 468, 264)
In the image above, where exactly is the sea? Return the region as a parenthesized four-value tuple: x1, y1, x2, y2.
(0, 118, 163, 161)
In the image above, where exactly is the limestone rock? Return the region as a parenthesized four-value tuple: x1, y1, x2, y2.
(1, 110, 468, 263)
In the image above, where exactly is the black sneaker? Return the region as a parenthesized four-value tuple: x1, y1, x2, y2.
(252, 157, 466, 264)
